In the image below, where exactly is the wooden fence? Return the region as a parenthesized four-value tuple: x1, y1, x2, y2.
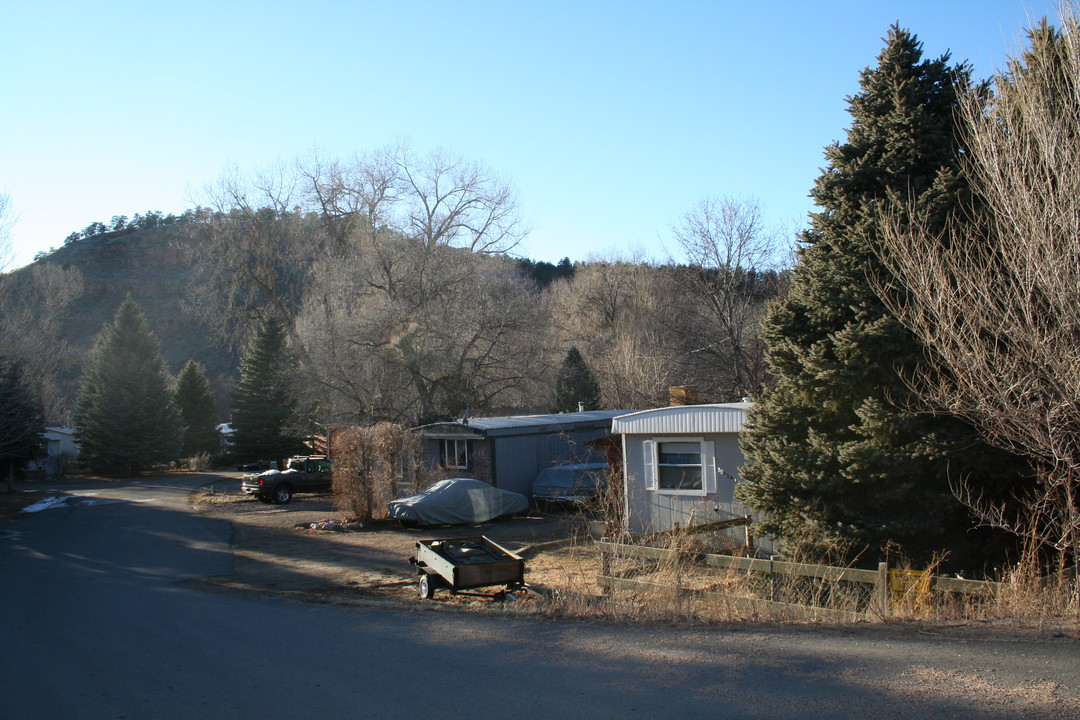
(596, 541, 1003, 621)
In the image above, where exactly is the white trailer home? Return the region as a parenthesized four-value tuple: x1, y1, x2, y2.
(612, 402, 753, 536)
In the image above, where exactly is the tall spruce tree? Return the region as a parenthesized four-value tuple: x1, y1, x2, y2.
(74, 296, 180, 474)
(0, 357, 44, 489)
(551, 346, 602, 413)
(231, 315, 304, 463)
(738, 27, 1030, 568)
(174, 360, 220, 458)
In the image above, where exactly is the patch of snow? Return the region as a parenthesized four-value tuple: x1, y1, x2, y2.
(20, 496, 70, 513)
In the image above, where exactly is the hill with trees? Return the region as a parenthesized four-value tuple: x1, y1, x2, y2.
(0, 191, 785, 430)
(2, 215, 238, 420)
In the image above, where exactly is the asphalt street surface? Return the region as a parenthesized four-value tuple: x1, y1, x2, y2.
(1, 474, 1077, 719)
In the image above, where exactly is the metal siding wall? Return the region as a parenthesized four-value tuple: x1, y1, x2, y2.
(492, 429, 613, 497)
(713, 433, 744, 492)
(422, 441, 442, 478)
(491, 436, 538, 495)
(624, 432, 747, 535)
(623, 436, 649, 534)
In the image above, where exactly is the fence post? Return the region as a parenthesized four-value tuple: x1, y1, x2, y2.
(874, 561, 890, 617)
(769, 556, 779, 602)
(600, 544, 611, 596)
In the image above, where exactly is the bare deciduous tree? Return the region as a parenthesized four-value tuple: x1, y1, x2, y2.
(671, 197, 785, 399)
(548, 255, 679, 408)
(391, 144, 526, 254)
(298, 148, 398, 249)
(298, 143, 526, 254)
(873, 13, 1080, 566)
(188, 163, 332, 343)
(191, 144, 526, 352)
(0, 263, 84, 422)
(298, 240, 547, 425)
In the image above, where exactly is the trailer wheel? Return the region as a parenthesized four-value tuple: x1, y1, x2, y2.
(419, 573, 437, 599)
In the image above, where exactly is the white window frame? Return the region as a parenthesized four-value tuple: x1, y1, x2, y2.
(643, 437, 716, 496)
(441, 438, 470, 470)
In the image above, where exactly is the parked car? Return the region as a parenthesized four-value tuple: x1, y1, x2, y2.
(531, 462, 609, 507)
(387, 478, 529, 527)
(241, 455, 332, 504)
(236, 459, 271, 472)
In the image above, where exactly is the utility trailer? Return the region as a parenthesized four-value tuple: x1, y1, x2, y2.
(410, 536, 525, 599)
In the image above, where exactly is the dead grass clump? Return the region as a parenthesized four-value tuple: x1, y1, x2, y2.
(991, 559, 1079, 624)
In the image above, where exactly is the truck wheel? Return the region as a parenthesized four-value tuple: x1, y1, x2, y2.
(419, 573, 437, 599)
(273, 484, 293, 504)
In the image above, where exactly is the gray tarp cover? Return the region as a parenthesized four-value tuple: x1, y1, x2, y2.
(387, 478, 529, 526)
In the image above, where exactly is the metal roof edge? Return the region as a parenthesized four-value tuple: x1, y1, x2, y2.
(611, 402, 753, 434)
(416, 409, 635, 438)
(613, 402, 752, 420)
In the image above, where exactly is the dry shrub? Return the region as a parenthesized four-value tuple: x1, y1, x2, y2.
(988, 537, 1080, 624)
(181, 453, 212, 472)
(594, 464, 626, 538)
(330, 423, 432, 521)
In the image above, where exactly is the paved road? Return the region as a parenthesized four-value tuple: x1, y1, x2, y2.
(1, 475, 1077, 719)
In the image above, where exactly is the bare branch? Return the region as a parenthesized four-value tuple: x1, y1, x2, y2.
(872, 9, 1080, 562)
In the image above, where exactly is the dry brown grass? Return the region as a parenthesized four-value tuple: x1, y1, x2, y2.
(191, 485, 1079, 628)
(529, 515, 1079, 627)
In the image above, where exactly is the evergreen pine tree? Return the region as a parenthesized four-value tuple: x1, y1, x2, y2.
(0, 357, 44, 488)
(173, 360, 220, 458)
(738, 27, 1030, 567)
(231, 315, 305, 463)
(74, 295, 180, 474)
(551, 346, 602, 413)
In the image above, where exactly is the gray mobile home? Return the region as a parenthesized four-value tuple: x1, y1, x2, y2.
(416, 410, 628, 497)
(612, 402, 752, 535)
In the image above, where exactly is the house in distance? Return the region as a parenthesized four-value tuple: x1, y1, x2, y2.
(415, 409, 629, 497)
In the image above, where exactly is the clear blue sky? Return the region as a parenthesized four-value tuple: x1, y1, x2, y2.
(0, 0, 1057, 269)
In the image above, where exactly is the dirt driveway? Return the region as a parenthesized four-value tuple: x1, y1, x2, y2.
(193, 486, 602, 607)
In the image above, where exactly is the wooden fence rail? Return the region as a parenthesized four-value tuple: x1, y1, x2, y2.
(594, 575, 871, 622)
(596, 541, 1003, 619)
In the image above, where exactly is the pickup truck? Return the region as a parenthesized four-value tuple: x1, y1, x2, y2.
(241, 455, 332, 504)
